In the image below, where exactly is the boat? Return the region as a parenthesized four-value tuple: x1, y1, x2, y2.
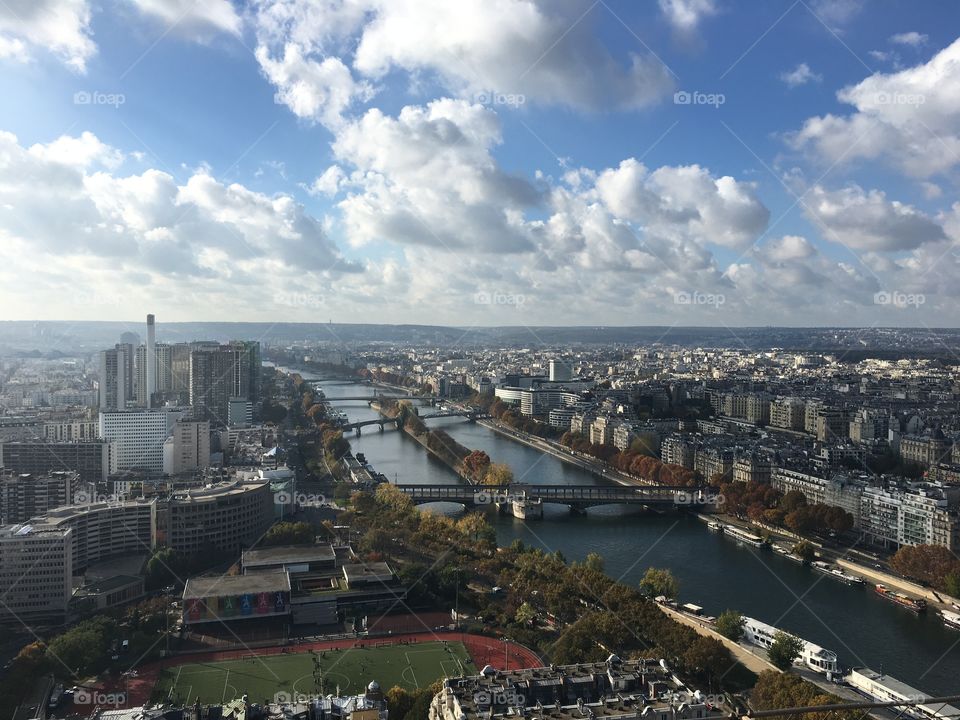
(874, 584, 927, 613)
(942, 610, 960, 630)
(707, 521, 725, 532)
(774, 545, 807, 564)
(846, 667, 959, 720)
(742, 616, 840, 676)
(510, 494, 543, 520)
(723, 525, 767, 548)
(811, 560, 864, 585)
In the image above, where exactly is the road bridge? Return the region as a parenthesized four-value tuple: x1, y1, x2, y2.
(342, 409, 490, 435)
(395, 483, 719, 512)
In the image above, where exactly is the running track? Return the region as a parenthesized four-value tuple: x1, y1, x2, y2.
(124, 632, 542, 707)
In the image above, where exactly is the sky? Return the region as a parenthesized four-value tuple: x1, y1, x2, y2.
(1, 0, 960, 328)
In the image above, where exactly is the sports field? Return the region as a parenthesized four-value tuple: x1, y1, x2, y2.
(153, 640, 476, 706)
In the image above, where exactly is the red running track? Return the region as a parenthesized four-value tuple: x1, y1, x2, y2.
(125, 631, 542, 707)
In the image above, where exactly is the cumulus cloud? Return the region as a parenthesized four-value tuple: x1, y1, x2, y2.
(255, 44, 374, 128)
(0, 130, 359, 317)
(780, 63, 822, 87)
(790, 38, 960, 177)
(0, 0, 95, 71)
(252, 0, 675, 115)
(804, 185, 946, 251)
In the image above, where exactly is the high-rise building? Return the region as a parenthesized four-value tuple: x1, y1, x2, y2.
(98, 408, 187, 473)
(189, 342, 261, 426)
(0, 440, 111, 483)
(146, 313, 156, 408)
(98, 346, 130, 410)
(0, 471, 87, 523)
(169, 343, 193, 404)
(549, 359, 572, 382)
(162, 419, 211, 475)
(0, 524, 72, 623)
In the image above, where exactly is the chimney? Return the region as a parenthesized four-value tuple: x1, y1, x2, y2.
(146, 314, 156, 408)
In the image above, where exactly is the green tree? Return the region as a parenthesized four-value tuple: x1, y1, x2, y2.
(515, 602, 537, 625)
(583, 552, 605, 574)
(263, 521, 314, 546)
(767, 631, 804, 670)
(639, 567, 679, 599)
(792, 540, 816, 563)
(483, 462, 514, 486)
(715, 609, 745, 641)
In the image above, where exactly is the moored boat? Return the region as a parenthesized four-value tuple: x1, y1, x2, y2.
(875, 584, 926, 613)
(812, 560, 864, 585)
(724, 524, 767, 548)
(942, 609, 960, 630)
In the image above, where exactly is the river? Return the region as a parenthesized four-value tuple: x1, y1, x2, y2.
(304, 375, 959, 695)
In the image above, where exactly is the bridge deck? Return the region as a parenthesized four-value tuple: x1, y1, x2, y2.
(396, 483, 712, 505)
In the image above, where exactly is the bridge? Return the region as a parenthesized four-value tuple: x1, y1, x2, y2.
(320, 395, 433, 403)
(342, 409, 489, 435)
(395, 483, 719, 512)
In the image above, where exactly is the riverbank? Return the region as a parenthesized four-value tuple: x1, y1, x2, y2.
(697, 513, 960, 611)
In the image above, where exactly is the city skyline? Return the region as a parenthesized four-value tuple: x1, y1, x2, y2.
(2, 1, 960, 327)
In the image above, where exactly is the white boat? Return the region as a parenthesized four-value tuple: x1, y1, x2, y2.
(846, 668, 960, 720)
(742, 616, 840, 676)
(707, 521, 725, 532)
(774, 545, 806, 564)
(942, 610, 960, 630)
(811, 560, 864, 585)
(510, 495, 543, 520)
(724, 525, 766, 548)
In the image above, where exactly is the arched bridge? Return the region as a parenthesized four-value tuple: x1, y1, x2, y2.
(342, 409, 491, 435)
(395, 483, 720, 511)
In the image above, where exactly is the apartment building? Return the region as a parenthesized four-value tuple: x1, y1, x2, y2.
(167, 479, 273, 554)
(99, 407, 188, 473)
(162, 419, 211, 475)
(0, 471, 87, 524)
(900, 432, 952, 468)
(769, 397, 806, 431)
(0, 524, 72, 623)
(0, 440, 111, 483)
(661, 434, 697, 468)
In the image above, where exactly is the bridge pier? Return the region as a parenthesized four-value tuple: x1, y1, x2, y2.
(355, 425, 361, 436)
(378, 423, 384, 432)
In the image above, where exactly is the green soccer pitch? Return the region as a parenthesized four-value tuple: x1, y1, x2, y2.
(153, 641, 476, 706)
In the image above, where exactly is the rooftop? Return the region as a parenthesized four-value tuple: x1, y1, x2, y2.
(183, 571, 291, 599)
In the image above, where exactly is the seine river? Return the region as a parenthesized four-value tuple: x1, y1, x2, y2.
(306, 376, 959, 695)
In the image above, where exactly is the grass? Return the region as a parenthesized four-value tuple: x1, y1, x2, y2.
(153, 640, 476, 706)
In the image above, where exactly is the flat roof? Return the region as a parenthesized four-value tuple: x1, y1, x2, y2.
(184, 571, 290, 599)
(342, 561, 394, 584)
(242, 544, 335, 567)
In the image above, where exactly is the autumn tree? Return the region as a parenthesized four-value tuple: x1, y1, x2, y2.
(767, 631, 803, 670)
(639, 567, 679, 599)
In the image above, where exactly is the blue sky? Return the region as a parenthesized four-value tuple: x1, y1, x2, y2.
(1, 0, 959, 326)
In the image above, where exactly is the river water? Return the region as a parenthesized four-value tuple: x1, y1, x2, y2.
(305, 375, 959, 695)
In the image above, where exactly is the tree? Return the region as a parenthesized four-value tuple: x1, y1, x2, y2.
(515, 602, 537, 625)
(767, 631, 803, 670)
(386, 686, 416, 720)
(263, 521, 314, 546)
(483, 463, 514, 486)
(583, 552, 605, 574)
(715, 610, 745, 641)
(792, 540, 816, 563)
(639, 567, 679, 599)
(889, 544, 960, 594)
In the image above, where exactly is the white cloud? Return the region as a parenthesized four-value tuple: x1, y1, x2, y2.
(890, 31, 928, 47)
(0, 130, 360, 318)
(658, 0, 718, 31)
(809, 0, 862, 27)
(129, 0, 242, 37)
(780, 63, 822, 87)
(252, 0, 675, 113)
(790, 38, 960, 177)
(758, 235, 816, 262)
(307, 166, 346, 196)
(804, 184, 946, 251)
(255, 43, 374, 128)
(0, 0, 95, 71)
